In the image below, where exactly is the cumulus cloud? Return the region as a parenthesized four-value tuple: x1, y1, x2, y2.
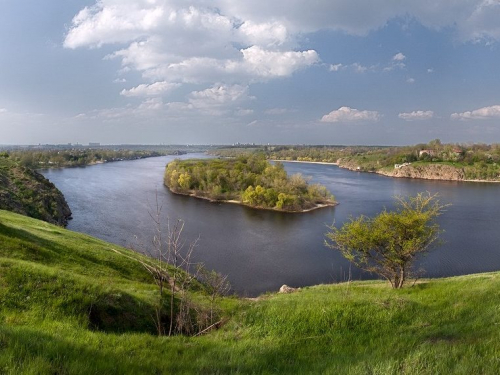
(138, 98, 164, 110)
(451, 105, 500, 120)
(219, 1, 500, 41)
(321, 106, 380, 123)
(240, 46, 318, 78)
(399, 110, 434, 121)
(65, 1, 318, 91)
(384, 53, 406, 71)
(329, 62, 370, 73)
(393, 52, 406, 61)
(120, 81, 180, 97)
(238, 21, 288, 47)
(161, 84, 254, 116)
(64, 0, 500, 107)
(406, 77, 415, 84)
(329, 63, 343, 72)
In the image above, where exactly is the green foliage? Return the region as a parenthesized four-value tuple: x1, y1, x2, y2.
(0, 158, 71, 225)
(325, 193, 447, 288)
(2, 210, 500, 373)
(164, 155, 335, 211)
(7, 149, 165, 169)
(213, 142, 500, 181)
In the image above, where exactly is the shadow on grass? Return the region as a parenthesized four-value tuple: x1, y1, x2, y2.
(0, 325, 152, 374)
(0, 222, 150, 283)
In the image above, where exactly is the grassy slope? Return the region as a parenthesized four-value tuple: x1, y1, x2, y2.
(1, 210, 500, 374)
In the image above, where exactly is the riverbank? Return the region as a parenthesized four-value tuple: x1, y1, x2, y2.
(273, 159, 339, 166)
(276, 158, 500, 183)
(166, 187, 337, 213)
(2, 209, 500, 374)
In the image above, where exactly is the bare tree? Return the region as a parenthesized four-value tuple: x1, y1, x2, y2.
(198, 267, 231, 325)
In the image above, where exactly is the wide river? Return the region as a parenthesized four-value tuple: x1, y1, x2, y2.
(42, 154, 500, 296)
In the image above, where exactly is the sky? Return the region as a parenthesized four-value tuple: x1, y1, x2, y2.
(1, 0, 500, 145)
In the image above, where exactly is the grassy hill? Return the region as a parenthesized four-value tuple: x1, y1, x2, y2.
(0, 156, 71, 225)
(1, 209, 500, 374)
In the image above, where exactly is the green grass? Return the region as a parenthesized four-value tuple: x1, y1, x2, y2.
(1, 209, 500, 374)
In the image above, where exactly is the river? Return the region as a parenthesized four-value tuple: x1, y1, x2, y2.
(41, 154, 500, 296)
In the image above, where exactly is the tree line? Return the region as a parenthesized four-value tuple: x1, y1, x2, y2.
(212, 140, 500, 180)
(6, 149, 165, 169)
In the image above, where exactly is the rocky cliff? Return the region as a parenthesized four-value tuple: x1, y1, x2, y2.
(379, 164, 466, 181)
(0, 157, 72, 226)
(337, 157, 468, 181)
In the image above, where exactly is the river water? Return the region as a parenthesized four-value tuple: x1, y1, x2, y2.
(41, 155, 500, 296)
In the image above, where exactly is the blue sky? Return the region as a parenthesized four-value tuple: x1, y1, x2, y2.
(1, 0, 500, 145)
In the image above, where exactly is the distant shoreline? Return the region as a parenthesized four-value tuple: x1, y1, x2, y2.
(274, 159, 500, 183)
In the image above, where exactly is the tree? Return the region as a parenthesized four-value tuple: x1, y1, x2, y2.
(325, 193, 447, 288)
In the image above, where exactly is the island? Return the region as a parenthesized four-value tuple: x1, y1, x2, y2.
(164, 155, 336, 212)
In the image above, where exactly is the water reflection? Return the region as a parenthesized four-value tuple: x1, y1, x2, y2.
(41, 155, 500, 296)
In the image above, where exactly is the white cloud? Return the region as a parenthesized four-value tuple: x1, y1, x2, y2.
(393, 52, 406, 61)
(120, 81, 180, 97)
(321, 106, 380, 123)
(138, 98, 164, 110)
(64, 0, 500, 105)
(65, 1, 318, 91)
(351, 63, 368, 73)
(162, 84, 254, 116)
(329, 63, 343, 72)
(399, 110, 434, 121)
(236, 108, 254, 116)
(0, 108, 7, 114)
(219, 1, 500, 41)
(384, 53, 406, 71)
(113, 78, 127, 83)
(188, 84, 253, 108)
(265, 108, 288, 115)
(329, 62, 370, 73)
(239, 46, 318, 78)
(406, 77, 415, 84)
(427, 68, 434, 73)
(451, 105, 500, 120)
(238, 21, 288, 47)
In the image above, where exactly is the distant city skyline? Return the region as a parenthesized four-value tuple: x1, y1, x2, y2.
(1, 1, 500, 145)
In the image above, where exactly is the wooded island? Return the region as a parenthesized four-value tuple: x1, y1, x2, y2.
(164, 155, 336, 212)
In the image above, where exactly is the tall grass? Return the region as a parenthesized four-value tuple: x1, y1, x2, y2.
(1, 210, 499, 374)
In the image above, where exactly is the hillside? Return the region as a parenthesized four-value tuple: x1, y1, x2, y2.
(0, 155, 71, 225)
(1, 210, 500, 374)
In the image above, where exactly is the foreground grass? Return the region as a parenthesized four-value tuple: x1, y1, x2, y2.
(1, 210, 500, 374)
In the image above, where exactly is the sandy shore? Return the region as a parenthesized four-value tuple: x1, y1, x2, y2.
(166, 188, 337, 213)
(272, 159, 339, 166)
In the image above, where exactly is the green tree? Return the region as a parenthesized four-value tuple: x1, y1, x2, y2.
(325, 193, 447, 288)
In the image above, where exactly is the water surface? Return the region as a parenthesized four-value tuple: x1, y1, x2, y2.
(42, 155, 500, 296)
